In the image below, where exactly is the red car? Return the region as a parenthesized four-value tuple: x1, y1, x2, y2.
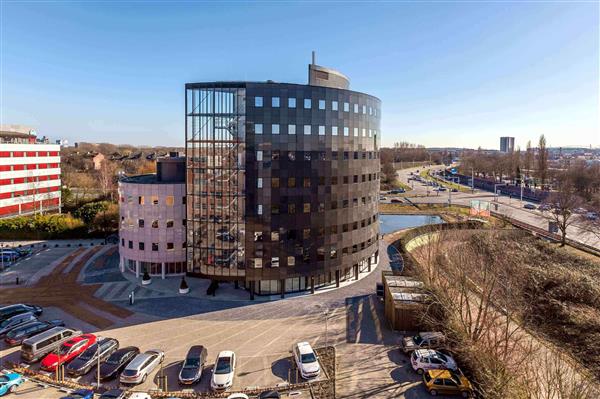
(40, 334, 97, 371)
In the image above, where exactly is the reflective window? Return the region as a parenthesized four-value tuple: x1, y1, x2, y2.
(257, 178, 263, 188)
(319, 126, 325, 136)
(332, 101, 338, 111)
(362, 105, 367, 114)
(354, 127, 359, 137)
(344, 102, 349, 112)
(288, 98, 296, 108)
(288, 124, 296, 135)
(258, 204, 263, 215)
(166, 220, 174, 228)
(344, 127, 349, 136)
(165, 196, 174, 206)
(167, 242, 174, 250)
(255, 97, 263, 107)
(369, 106, 373, 115)
(272, 97, 280, 107)
(287, 256, 295, 266)
(362, 128, 367, 137)
(152, 243, 159, 251)
(257, 150, 263, 161)
(255, 123, 263, 134)
(318, 100, 326, 110)
(272, 124, 280, 135)
(304, 125, 311, 135)
(139, 242, 144, 250)
(304, 99, 311, 109)
(332, 126, 338, 136)
(354, 104, 359, 113)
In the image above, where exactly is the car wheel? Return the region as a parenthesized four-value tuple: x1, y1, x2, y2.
(9, 385, 16, 393)
(141, 374, 147, 383)
(416, 368, 424, 375)
(430, 389, 437, 396)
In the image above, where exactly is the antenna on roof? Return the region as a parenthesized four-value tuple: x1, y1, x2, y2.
(312, 51, 316, 65)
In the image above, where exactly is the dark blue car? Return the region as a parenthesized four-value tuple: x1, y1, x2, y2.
(60, 389, 94, 399)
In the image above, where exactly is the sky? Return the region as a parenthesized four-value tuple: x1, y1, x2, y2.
(1, 1, 598, 150)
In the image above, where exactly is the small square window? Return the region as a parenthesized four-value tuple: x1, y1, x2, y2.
(288, 151, 296, 161)
(271, 257, 280, 268)
(354, 127, 359, 137)
(272, 97, 280, 107)
(257, 178, 263, 188)
(272, 124, 280, 135)
(167, 242, 174, 250)
(271, 205, 280, 215)
(287, 256, 295, 267)
(304, 125, 311, 135)
(354, 103, 359, 113)
(257, 204, 263, 215)
(152, 243, 159, 251)
(151, 196, 158, 205)
(319, 126, 325, 136)
(255, 97, 263, 107)
(344, 127, 349, 136)
(138, 196, 144, 205)
(319, 100, 326, 110)
(332, 101, 338, 111)
(152, 220, 159, 228)
(332, 126, 338, 136)
(303, 228, 310, 239)
(138, 242, 144, 251)
(304, 99, 311, 109)
(369, 106, 373, 115)
(138, 219, 144, 228)
(257, 150, 263, 161)
(288, 124, 296, 135)
(303, 178, 311, 188)
(344, 102, 349, 112)
(362, 105, 367, 114)
(272, 178, 280, 188)
(128, 240, 133, 249)
(254, 258, 263, 268)
(288, 98, 296, 108)
(288, 203, 296, 214)
(303, 203, 310, 213)
(255, 123, 263, 134)
(362, 128, 367, 137)
(166, 196, 174, 206)
(271, 231, 279, 241)
(166, 220, 174, 228)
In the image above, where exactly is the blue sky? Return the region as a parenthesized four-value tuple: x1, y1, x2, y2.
(1, 1, 598, 149)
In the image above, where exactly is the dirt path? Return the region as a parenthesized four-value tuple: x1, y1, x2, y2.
(0, 246, 132, 329)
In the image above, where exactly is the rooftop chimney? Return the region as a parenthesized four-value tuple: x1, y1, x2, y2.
(312, 51, 316, 65)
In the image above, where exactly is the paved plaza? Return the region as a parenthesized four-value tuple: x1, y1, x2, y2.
(0, 238, 449, 398)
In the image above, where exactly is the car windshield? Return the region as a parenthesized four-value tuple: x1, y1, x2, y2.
(436, 352, 448, 362)
(301, 353, 317, 363)
(105, 353, 123, 365)
(412, 335, 423, 345)
(79, 344, 98, 360)
(121, 369, 137, 377)
(183, 358, 200, 368)
(59, 344, 73, 355)
(215, 357, 231, 374)
(0, 318, 14, 328)
(71, 393, 89, 398)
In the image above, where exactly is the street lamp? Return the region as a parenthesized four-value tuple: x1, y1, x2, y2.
(324, 309, 330, 348)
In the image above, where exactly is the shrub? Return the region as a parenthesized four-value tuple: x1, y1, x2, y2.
(73, 201, 109, 225)
(0, 214, 87, 240)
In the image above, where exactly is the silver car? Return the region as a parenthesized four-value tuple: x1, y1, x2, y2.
(0, 312, 37, 337)
(119, 349, 164, 385)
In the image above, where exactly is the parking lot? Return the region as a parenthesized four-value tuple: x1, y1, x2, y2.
(0, 241, 448, 398)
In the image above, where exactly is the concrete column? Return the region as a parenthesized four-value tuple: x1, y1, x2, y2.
(367, 257, 372, 272)
(161, 262, 166, 279)
(310, 276, 315, 294)
(280, 279, 285, 299)
(335, 270, 340, 288)
(354, 264, 359, 280)
(135, 260, 140, 278)
(234, 280, 239, 289)
(250, 281, 255, 300)
(119, 255, 125, 273)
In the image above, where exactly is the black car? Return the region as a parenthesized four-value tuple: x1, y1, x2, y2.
(0, 304, 42, 322)
(67, 337, 120, 376)
(4, 319, 64, 346)
(178, 345, 207, 384)
(99, 389, 125, 399)
(99, 346, 139, 381)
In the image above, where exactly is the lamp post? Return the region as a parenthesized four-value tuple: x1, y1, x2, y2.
(494, 183, 507, 202)
(324, 309, 329, 348)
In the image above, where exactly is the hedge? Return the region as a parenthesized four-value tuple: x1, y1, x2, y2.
(0, 214, 90, 240)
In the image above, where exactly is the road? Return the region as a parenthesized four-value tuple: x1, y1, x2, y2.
(391, 167, 600, 250)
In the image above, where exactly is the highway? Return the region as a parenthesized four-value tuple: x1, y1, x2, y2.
(386, 166, 600, 251)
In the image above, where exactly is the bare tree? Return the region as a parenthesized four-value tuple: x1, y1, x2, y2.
(544, 174, 584, 247)
(537, 135, 549, 189)
(97, 160, 117, 201)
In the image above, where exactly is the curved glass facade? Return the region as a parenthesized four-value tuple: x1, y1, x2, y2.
(186, 81, 380, 296)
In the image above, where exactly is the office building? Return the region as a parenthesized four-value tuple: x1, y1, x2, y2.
(500, 136, 515, 153)
(0, 125, 61, 218)
(185, 60, 381, 297)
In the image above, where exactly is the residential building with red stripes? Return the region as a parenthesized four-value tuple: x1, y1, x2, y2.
(0, 125, 61, 218)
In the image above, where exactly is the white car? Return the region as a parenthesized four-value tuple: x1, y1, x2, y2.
(119, 349, 164, 385)
(211, 350, 236, 391)
(128, 394, 152, 399)
(293, 342, 320, 379)
(410, 349, 457, 375)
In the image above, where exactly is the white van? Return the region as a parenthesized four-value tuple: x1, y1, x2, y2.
(21, 327, 81, 363)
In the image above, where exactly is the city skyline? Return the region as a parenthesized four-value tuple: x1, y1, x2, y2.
(1, 2, 598, 149)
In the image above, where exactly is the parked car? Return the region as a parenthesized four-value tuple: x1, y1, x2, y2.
(401, 332, 446, 353)
(178, 345, 207, 385)
(586, 212, 599, 221)
(226, 395, 249, 399)
(41, 334, 97, 371)
(99, 389, 126, 399)
(0, 304, 42, 323)
(21, 327, 81, 363)
(5, 319, 64, 346)
(128, 394, 152, 399)
(523, 203, 536, 210)
(0, 312, 38, 337)
(99, 346, 140, 381)
(60, 389, 94, 399)
(451, 188, 458, 192)
(411, 349, 457, 374)
(67, 337, 119, 376)
(538, 204, 552, 211)
(379, 196, 387, 201)
(422, 369, 472, 397)
(211, 351, 236, 391)
(120, 349, 164, 385)
(391, 198, 402, 203)
(0, 372, 24, 396)
(292, 342, 320, 379)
